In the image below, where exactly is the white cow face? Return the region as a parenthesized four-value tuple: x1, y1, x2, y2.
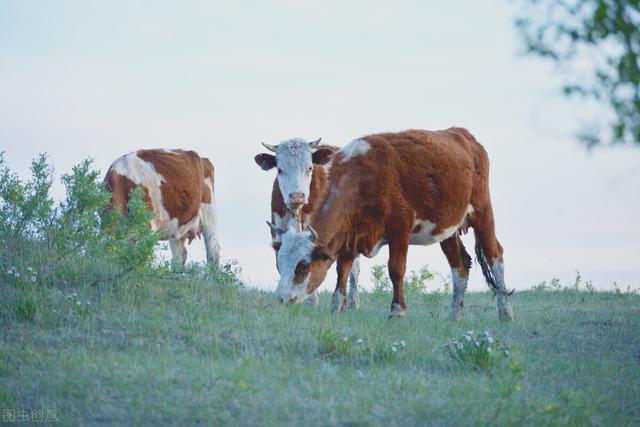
(254, 138, 333, 211)
(267, 224, 333, 303)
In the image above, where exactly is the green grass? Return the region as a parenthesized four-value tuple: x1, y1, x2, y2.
(1, 276, 639, 426)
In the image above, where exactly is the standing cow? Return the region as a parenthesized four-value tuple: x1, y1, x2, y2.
(254, 138, 361, 310)
(269, 128, 514, 321)
(104, 149, 221, 266)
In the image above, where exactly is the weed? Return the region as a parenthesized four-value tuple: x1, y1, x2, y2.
(15, 295, 37, 322)
(445, 330, 510, 372)
(317, 326, 406, 364)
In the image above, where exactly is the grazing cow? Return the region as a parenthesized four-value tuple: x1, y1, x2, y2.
(269, 128, 514, 321)
(255, 138, 361, 310)
(104, 149, 221, 266)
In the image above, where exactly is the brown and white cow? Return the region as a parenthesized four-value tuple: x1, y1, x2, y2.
(104, 149, 221, 266)
(269, 128, 514, 321)
(255, 138, 361, 310)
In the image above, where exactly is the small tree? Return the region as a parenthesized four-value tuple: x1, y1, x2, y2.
(515, 0, 640, 148)
(0, 153, 54, 241)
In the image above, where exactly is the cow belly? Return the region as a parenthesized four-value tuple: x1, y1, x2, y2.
(154, 215, 201, 241)
(409, 220, 458, 245)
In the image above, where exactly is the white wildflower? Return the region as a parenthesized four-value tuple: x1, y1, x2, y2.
(456, 342, 464, 350)
(76, 301, 82, 306)
(14, 272, 20, 278)
(487, 336, 494, 344)
(390, 346, 397, 353)
(399, 340, 406, 348)
(503, 350, 510, 357)
(341, 336, 348, 342)
(27, 267, 33, 272)
(467, 330, 474, 336)
(484, 330, 491, 337)
(30, 276, 36, 283)
(487, 347, 492, 353)
(86, 301, 92, 306)
(474, 341, 480, 348)
(356, 338, 364, 345)
(464, 335, 471, 342)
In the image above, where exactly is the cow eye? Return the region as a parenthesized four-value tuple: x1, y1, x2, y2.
(278, 168, 283, 175)
(295, 260, 311, 283)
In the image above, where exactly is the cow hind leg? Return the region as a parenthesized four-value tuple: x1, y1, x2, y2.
(169, 238, 187, 266)
(440, 234, 472, 321)
(472, 209, 514, 321)
(348, 257, 361, 309)
(200, 201, 221, 266)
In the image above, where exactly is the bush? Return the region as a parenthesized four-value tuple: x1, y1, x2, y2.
(371, 263, 447, 301)
(445, 330, 511, 372)
(0, 152, 160, 294)
(0, 153, 54, 241)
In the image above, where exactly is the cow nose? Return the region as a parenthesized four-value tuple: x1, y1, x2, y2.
(288, 192, 305, 206)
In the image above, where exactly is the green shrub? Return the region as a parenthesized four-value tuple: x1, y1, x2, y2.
(317, 326, 406, 364)
(0, 153, 160, 294)
(371, 263, 446, 301)
(445, 330, 511, 372)
(100, 187, 159, 273)
(0, 153, 54, 241)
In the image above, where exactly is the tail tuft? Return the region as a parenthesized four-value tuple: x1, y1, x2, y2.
(475, 242, 499, 294)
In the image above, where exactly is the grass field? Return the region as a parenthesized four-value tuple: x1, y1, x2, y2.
(1, 270, 639, 426)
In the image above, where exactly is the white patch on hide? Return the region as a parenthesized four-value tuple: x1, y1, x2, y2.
(339, 139, 370, 162)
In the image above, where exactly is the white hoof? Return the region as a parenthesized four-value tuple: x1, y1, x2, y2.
(348, 290, 360, 310)
(304, 291, 319, 307)
(498, 298, 514, 321)
(331, 289, 346, 313)
(388, 303, 406, 319)
(448, 305, 464, 321)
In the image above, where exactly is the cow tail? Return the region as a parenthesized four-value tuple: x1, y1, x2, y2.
(475, 242, 499, 294)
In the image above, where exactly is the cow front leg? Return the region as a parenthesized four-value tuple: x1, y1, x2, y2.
(348, 257, 361, 309)
(332, 256, 354, 313)
(169, 238, 187, 266)
(388, 237, 409, 319)
(440, 234, 472, 321)
(304, 290, 319, 307)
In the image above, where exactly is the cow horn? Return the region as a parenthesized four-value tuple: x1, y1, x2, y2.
(266, 221, 285, 236)
(307, 225, 318, 242)
(309, 138, 322, 148)
(261, 142, 277, 152)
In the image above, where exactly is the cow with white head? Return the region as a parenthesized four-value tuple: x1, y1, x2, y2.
(270, 129, 515, 322)
(255, 138, 361, 310)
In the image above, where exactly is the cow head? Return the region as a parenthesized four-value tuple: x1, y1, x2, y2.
(267, 222, 334, 303)
(254, 138, 333, 211)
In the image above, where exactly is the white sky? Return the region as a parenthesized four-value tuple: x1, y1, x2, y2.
(1, 0, 639, 291)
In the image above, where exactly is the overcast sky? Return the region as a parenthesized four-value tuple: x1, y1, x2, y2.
(2, 0, 639, 292)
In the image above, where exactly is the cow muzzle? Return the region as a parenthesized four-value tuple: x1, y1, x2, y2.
(288, 192, 306, 209)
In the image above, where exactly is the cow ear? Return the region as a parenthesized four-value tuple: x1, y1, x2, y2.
(312, 148, 334, 165)
(311, 246, 334, 262)
(255, 153, 276, 171)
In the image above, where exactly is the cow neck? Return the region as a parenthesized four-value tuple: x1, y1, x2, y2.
(310, 186, 355, 259)
(302, 164, 328, 217)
